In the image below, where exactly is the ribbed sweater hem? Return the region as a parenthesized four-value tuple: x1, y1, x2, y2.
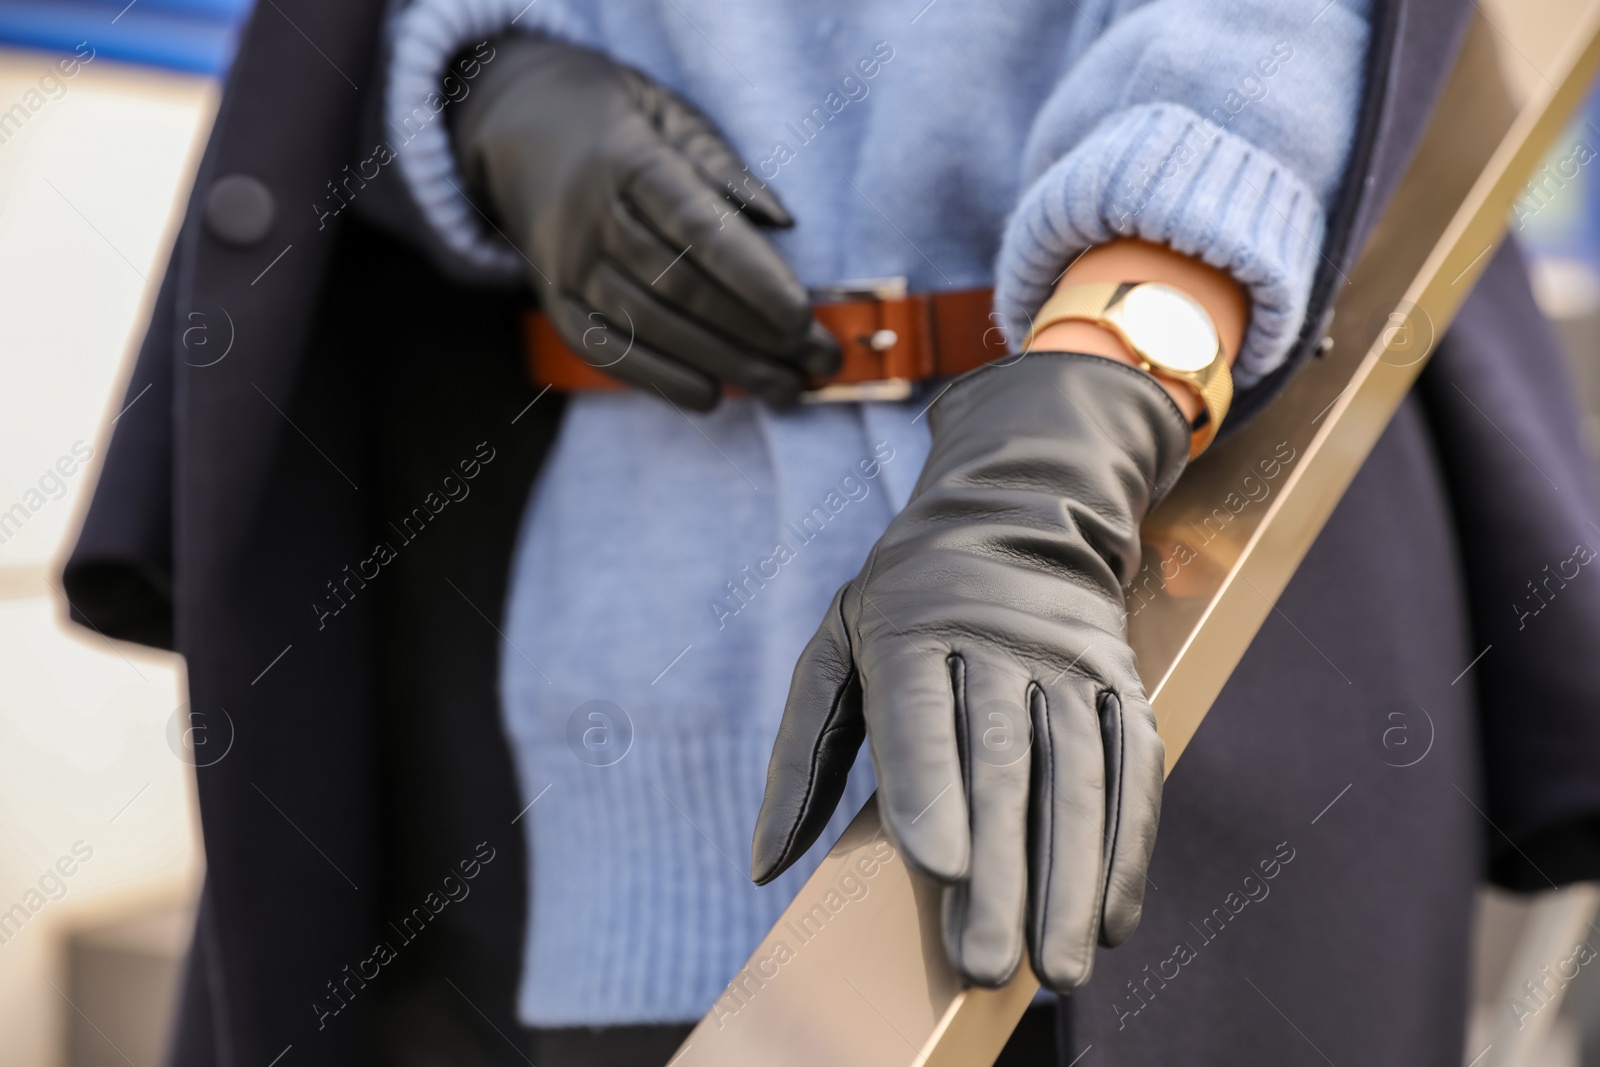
(512, 728, 874, 1025)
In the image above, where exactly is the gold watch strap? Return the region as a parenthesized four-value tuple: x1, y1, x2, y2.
(1021, 282, 1123, 348)
(1188, 355, 1232, 459)
(1024, 282, 1231, 459)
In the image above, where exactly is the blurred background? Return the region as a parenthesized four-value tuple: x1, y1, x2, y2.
(0, 1, 1598, 1065)
(0, 4, 233, 1066)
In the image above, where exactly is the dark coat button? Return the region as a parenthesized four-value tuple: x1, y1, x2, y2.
(205, 174, 275, 247)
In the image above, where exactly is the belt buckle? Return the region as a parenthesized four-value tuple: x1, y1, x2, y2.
(802, 277, 913, 404)
(800, 379, 916, 403)
(809, 276, 910, 303)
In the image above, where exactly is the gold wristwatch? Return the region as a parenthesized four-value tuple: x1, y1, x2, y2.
(1022, 281, 1233, 458)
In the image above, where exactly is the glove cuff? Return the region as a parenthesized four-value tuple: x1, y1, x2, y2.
(927, 351, 1193, 510)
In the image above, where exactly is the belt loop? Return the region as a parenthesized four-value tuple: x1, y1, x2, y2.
(877, 293, 933, 381)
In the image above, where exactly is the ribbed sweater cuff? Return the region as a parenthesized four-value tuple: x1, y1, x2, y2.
(994, 102, 1327, 388)
(385, 0, 589, 275)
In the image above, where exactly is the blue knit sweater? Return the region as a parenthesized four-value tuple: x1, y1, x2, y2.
(384, 0, 1370, 1026)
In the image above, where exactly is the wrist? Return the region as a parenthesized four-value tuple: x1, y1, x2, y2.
(1022, 239, 1248, 426)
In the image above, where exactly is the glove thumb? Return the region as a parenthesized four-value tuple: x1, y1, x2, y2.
(751, 584, 865, 884)
(646, 80, 795, 228)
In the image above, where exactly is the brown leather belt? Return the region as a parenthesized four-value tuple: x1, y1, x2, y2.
(524, 280, 1005, 402)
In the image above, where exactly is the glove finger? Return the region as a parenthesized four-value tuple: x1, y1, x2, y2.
(607, 202, 837, 373)
(940, 653, 1032, 987)
(861, 640, 969, 884)
(582, 261, 805, 405)
(552, 294, 718, 411)
(752, 584, 866, 884)
(1098, 688, 1164, 947)
(622, 153, 811, 337)
(1026, 675, 1108, 993)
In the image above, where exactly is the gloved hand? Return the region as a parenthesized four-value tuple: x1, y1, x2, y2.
(751, 352, 1190, 991)
(453, 35, 838, 410)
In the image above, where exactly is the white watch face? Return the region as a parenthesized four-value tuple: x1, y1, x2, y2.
(1112, 283, 1220, 373)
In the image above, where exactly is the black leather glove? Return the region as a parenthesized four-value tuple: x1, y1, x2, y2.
(453, 35, 838, 409)
(752, 353, 1190, 992)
